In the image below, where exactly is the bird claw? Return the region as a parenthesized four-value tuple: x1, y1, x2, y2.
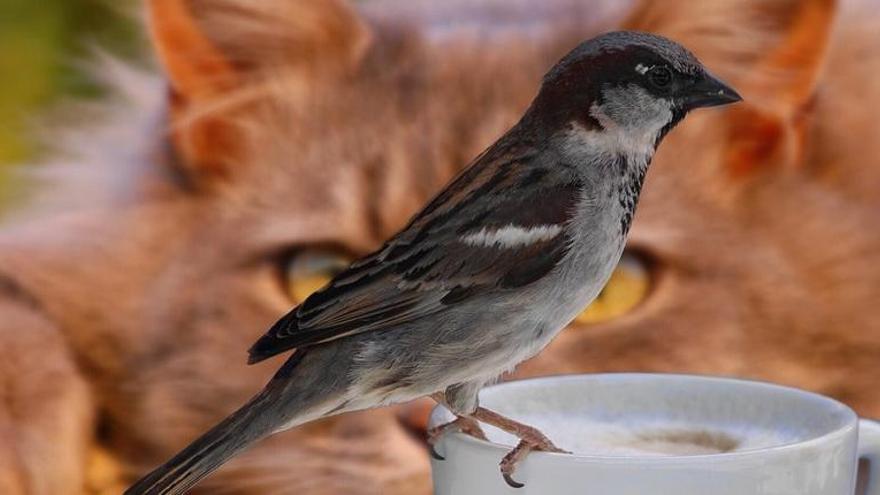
(429, 444, 445, 461)
(503, 473, 525, 489)
(498, 437, 569, 489)
(427, 416, 486, 462)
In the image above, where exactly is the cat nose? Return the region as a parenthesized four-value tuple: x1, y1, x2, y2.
(396, 397, 436, 442)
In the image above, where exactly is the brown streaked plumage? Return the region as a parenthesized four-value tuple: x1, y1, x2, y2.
(128, 29, 740, 493)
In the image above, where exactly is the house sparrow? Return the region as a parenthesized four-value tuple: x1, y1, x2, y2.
(127, 30, 740, 494)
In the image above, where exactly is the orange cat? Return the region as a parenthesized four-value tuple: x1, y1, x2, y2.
(0, 0, 877, 493)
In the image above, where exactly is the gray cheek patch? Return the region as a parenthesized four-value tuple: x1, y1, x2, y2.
(594, 85, 672, 131)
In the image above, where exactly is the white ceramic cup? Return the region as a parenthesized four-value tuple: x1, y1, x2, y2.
(429, 374, 880, 495)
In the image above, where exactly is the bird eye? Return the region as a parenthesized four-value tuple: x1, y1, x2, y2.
(648, 66, 673, 88)
(283, 249, 353, 303)
(574, 250, 652, 324)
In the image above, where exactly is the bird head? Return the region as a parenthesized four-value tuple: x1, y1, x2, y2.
(529, 31, 741, 147)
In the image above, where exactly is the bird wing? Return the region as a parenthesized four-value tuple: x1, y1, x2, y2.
(248, 154, 585, 363)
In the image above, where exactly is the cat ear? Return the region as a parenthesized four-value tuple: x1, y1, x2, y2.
(624, 0, 837, 176)
(146, 0, 371, 182)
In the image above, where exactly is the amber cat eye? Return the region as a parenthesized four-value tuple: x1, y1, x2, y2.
(575, 250, 651, 324)
(284, 250, 353, 304)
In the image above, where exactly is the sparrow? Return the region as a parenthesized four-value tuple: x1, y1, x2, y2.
(127, 30, 740, 494)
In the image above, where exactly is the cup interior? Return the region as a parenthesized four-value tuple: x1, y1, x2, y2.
(430, 374, 855, 458)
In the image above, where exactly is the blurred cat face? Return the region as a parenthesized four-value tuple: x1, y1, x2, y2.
(64, 0, 879, 493)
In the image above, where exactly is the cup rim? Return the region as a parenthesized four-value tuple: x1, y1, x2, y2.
(428, 373, 858, 464)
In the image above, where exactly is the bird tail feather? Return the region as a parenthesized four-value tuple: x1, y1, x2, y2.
(124, 390, 280, 495)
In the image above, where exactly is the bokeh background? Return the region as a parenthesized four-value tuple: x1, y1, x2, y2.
(0, 0, 141, 207)
(1, 1, 879, 494)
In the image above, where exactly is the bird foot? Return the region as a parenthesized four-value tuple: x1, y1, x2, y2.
(427, 416, 487, 460)
(499, 436, 568, 488)
(469, 406, 570, 488)
(428, 394, 570, 486)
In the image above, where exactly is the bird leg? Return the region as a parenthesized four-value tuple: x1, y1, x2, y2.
(469, 406, 569, 488)
(427, 416, 488, 460)
(427, 393, 487, 460)
(430, 392, 568, 487)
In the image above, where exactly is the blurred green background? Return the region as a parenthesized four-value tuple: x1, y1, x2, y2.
(0, 0, 141, 206)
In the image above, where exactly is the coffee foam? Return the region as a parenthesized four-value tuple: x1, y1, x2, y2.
(433, 375, 855, 458)
(480, 413, 801, 457)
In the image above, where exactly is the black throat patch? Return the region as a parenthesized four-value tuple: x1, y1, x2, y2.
(615, 154, 650, 236)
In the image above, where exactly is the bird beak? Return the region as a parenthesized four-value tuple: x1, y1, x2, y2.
(680, 70, 742, 109)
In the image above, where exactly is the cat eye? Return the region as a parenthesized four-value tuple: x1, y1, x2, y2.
(283, 249, 353, 304)
(574, 250, 651, 325)
(648, 66, 673, 88)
